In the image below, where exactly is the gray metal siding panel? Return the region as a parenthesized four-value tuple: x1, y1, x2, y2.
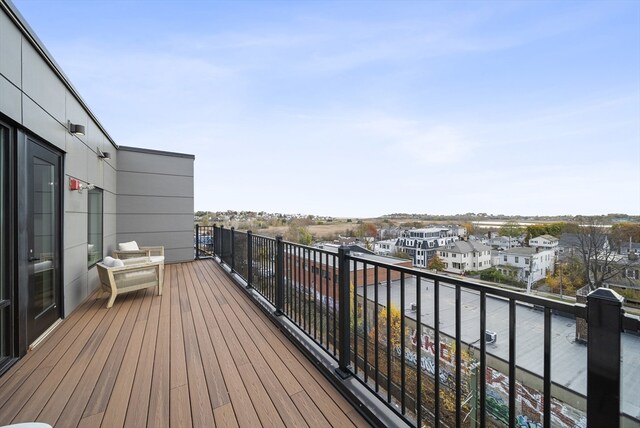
(117, 194, 194, 215)
(64, 134, 89, 182)
(64, 274, 87, 317)
(0, 74, 21, 122)
(117, 149, 194, 175)
(22, 94, 65, 150)
(117, 171, 193, 197)
(21, 40, 65, 123)
(64, 243, 88, 287)
(117, 214, 193, 234)
(64, 212, 88, 250)
(115, 231, 193, 250)
(116, 150, 194, 264)
(0, 11, 22, 87)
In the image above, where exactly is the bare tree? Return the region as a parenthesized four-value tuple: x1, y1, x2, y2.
(574, 217, 630, 290)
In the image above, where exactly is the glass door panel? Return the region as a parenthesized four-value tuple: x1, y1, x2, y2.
(27, 141, 60, 344)
(0, 124, 8, 363)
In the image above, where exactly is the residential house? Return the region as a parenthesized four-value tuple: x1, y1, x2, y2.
(395, 227, 458, 268)
(487, 234, 522, 250)
(437, 240, 492, 274)
(374, 238, 398, 256)
(494, 247, 555, 284)
(558, 232, 610, 261)
(620, 242, 640, 256)
(529, 234, 559, 251)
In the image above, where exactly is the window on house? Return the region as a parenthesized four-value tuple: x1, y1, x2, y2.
(88, 188, 103, 267)
(515, 257, 519, 263)
(503, 256, 507, 262)
(524, 258, 529, 264)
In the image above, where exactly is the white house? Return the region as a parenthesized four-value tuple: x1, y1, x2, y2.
(529, 234, 559, 251)
(396, 228, 459, 268)
(495, 247, 555, 284)
(374, 239, 398, 256)
(438, 241, 492, 274)
(487, 234, 522, 249)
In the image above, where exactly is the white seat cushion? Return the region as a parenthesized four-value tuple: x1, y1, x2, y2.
(122, 257, 151, 266)
(150, 256, 165, 264)
(118, 241, 139, 251)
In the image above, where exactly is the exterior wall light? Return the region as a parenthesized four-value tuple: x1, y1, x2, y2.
(97, 148, 111, 159)
(67, 120, 85, 136)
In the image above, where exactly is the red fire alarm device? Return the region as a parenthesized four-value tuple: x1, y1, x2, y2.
(69, 178, 81, 191)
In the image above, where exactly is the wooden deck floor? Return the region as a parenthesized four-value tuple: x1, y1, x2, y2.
(0, 260, 370, 427)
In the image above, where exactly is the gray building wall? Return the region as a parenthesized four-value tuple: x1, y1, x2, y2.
(1, 1, 195, 321)
(1, 3, 119, 316)
(116, 146, 194, 263)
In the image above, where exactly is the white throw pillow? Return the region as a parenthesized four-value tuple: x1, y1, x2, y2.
(113, 259, 125, 267)
(103, 256, 116, 267)
(118, 241, 139, 251)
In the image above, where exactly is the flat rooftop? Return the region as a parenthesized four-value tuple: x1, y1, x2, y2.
(361, 278, 640, 420)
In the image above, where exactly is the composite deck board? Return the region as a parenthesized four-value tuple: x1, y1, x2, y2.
(0, 260, 370, 427)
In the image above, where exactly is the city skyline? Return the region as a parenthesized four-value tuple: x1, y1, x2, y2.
(13, 0, 640, 217)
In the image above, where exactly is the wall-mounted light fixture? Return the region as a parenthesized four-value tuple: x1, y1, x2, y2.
(97, 148, 111, 159)
(67, 120, 85, 136)
(69, 177, 95, 193)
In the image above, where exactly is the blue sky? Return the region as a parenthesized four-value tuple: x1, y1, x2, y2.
(13, 0, 640, 217)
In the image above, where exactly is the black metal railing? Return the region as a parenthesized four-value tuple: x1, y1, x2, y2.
(194, 224, 215, 258)
(198, 225, 640, 428)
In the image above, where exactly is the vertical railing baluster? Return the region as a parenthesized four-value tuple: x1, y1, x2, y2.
(416, 276, 422, 427)
(386, 268, 391, 404)
(230, 227, 235, 273)
(333, 254, 337, 357)
(219, 225, 225, 263)
(246, 231, 252, 288)
(274, 235, 284, 316)
(434, 278, 440, 427)
(353, 263, 358, 376)
(400, 272, 406, 414)
(455, 284, 461, 428)
(313, 249, 318, 340)
(336, 246, 351, 378)
(195, 224, 200, 259)
(480, 290, 486, 428)
(374, 265, 379, 394)
(363, 261, 368, 384)
(544, 307, 551, 428)
(509, 298, 516, 427)
(297, 246, 301, 326)
(285, 243, 290, 315)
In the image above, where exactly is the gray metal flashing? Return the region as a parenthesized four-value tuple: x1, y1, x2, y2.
(117, 145, 195, 159)
(1, 0, 119, 150)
